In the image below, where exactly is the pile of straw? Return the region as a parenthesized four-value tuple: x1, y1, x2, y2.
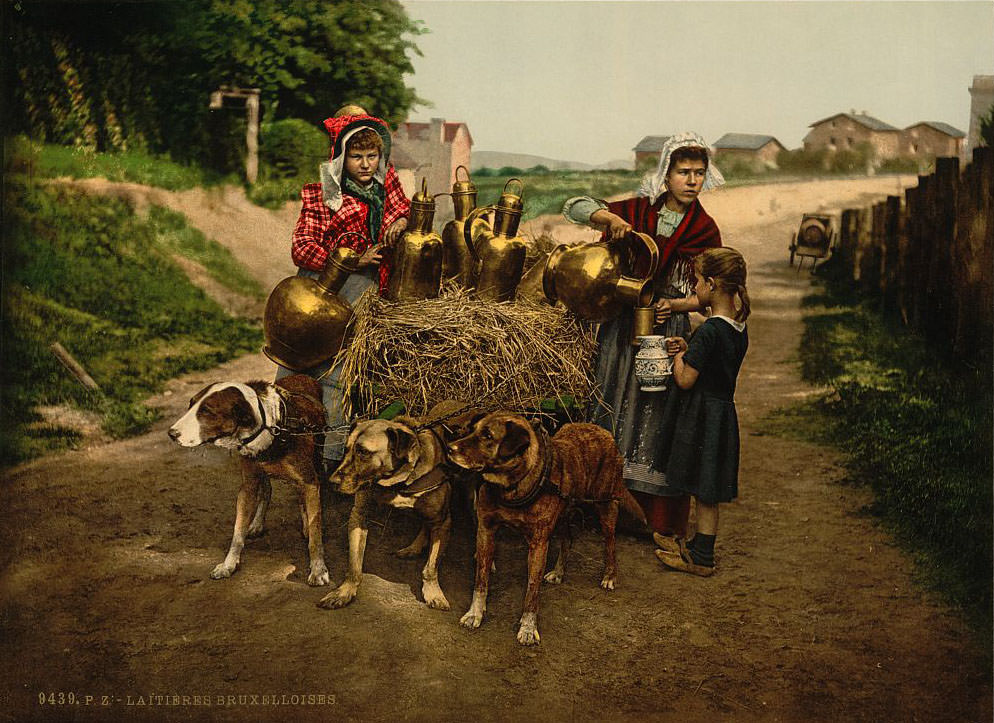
(338, 283, 598, 418)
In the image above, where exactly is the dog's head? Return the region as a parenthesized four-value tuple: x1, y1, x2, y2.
(168, 382, 262, 451)
(446, 412, 537, 488)
(331, 418, 430, 495)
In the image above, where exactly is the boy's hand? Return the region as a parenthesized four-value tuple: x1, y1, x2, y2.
(383, 217, 408, 246)
(357, 244, 383, 268)
(654, 299, 673, 324)
(664, 337, 687, 355)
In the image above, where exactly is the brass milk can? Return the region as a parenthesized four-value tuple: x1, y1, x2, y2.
(386, 178, 444, 301)
(263, 243, 361, 371)
(463, 178, 527, 302)
(440, 165, 481, 285)
(542, 231, 659, 323)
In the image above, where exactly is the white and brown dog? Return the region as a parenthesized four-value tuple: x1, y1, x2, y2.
(318, 404, 467, 612)
(168, 374, 330, 586)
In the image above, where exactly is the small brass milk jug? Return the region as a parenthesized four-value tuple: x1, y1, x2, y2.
(386, 178, 444, 302)
(440, 165, 481, 286)
(263, 244, 361, 371)
(463, 178, 527, 302)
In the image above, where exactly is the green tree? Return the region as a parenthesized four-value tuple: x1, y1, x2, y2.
(7, 1, 425, 163)
(980, 102, 994, 148)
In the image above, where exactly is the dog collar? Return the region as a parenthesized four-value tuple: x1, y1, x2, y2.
(495, 424, 559, 509)
(237, 386, 276, 453)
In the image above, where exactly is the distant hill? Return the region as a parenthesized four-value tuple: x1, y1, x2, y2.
(470, 151, 633, 172)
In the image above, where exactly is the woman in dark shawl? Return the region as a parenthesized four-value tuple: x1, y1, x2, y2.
(561, 132, 725, 539)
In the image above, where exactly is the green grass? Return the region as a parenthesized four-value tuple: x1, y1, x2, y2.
(10, 136, 235, 190)
(782, 260, 993, 643)
(147, 205, 265, 299)
(1, 177, 263, 466)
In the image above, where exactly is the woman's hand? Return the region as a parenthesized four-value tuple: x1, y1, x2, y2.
(383, 217, 408, 246)
(654, 299, 673, 324)
(590, 210, 632, 240)
(357, 244, 383, 268)
(664, 336, 688, 356)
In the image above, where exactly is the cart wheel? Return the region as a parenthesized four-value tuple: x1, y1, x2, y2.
(789, 247, 796, 267)
(789, 234, 796, 266)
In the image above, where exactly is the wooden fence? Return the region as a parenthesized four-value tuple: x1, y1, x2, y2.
(836, 146, 993, 362)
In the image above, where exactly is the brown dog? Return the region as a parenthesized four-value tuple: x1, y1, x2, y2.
(168, 374, 330, 586)
(318, 407, 457, 611)
(447, 412, 645, 645)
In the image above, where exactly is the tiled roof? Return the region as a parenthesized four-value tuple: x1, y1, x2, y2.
(713, 133, 784, 151)
(908, 121, 965, 138)
(810, 113, 900, 132)
(633, 135, 670, 152)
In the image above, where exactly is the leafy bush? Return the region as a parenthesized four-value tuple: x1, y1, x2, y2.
(778, 147, 829, 173)
(879, 156, 923, 174)
(260, 118, 328, 179)
(1, 177, 262, 466)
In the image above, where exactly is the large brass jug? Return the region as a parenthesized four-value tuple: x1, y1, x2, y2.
(440, 165, 481, 285)
(463, 178, 527, 302)
(386, 178, 444, 301)
(263, 243, 361, 371)
(542, 231, 659, 323)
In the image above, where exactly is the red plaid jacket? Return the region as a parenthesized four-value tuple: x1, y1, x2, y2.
(291, 164, 410, 292)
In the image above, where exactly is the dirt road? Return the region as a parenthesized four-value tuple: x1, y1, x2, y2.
(2, 176, 990, 722)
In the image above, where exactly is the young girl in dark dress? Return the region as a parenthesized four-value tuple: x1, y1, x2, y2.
(653, 247, 750, 576)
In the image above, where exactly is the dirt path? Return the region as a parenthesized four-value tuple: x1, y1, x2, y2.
(2, 176, 990, 722)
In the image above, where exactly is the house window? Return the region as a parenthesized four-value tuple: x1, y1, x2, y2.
(847, 137, 853, 147)
(829, 137, 836, 146)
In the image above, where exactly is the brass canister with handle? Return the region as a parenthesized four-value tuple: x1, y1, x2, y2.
(463, 178, 527, 302)
(440, 165, 481, 286)
(385, 178, 444, 302)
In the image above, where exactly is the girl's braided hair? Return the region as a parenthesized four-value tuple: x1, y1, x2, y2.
(695, 247, 751, 322)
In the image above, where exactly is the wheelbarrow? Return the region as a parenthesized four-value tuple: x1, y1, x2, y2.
(789, 213, 834, 272)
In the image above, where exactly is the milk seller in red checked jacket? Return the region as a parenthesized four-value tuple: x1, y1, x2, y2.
(276, 109, 411, 472)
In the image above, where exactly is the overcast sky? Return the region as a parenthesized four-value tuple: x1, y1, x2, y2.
(401, 1, 994, 165)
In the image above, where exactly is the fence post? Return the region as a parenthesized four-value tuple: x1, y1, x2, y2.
(926, 157, 959, 341)
(899, 186, 918, 326)
(881, 195, 901, 316)
(839, 208, 859, 277)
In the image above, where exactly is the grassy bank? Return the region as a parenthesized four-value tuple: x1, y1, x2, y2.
(778, 259, 993, 641)
(1, 172, 264, 467)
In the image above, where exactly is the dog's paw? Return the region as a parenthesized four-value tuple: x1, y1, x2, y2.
(459, 610, 484, 629)
(317, 584, 356, 609)
(307, 561, 330, 587)
(210, 562, 237, 580)
(423, 582, 450, 611)
(246, 522, 266, 538)
(543, 570, 563, 585)
(395, 545, 422, 559)
(600, 576, 616, 591)
(516, 614, 541, 646)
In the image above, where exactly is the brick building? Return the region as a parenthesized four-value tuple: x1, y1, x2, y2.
(902, 122, 965, 160)
(712, 133, 786, 171)
(392, 118, 473, 198)
(803, 111, 902, 160)
(632, 135, 670, 168)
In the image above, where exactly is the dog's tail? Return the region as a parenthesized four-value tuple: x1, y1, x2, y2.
(619, 488, 647, 526)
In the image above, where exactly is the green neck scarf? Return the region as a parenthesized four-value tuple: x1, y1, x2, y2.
(343, 176, 385, 242)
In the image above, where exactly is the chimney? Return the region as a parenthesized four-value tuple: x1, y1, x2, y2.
(430, 117, 444, 142)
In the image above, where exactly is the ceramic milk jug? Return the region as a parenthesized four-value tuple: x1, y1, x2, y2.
(634, 335, 672, 392)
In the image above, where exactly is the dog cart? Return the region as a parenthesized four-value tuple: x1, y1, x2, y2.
(788, 213, 834, 272)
